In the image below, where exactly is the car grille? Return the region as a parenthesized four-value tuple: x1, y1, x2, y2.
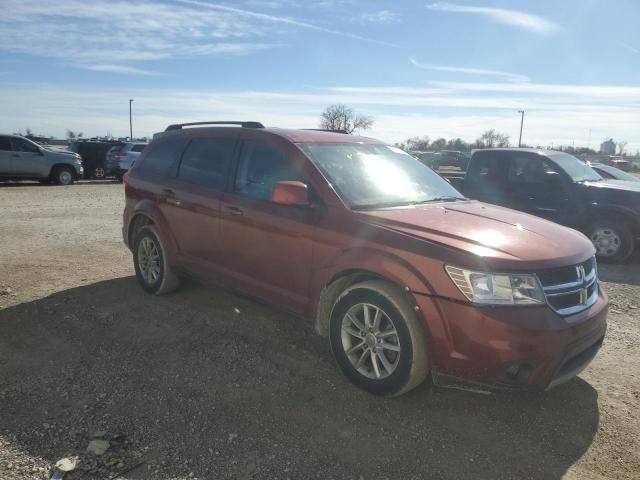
(537, 257, 598, 316)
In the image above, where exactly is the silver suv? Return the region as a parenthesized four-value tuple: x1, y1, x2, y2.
(105, 142, 147, 179)
(0, 135, 83, 185)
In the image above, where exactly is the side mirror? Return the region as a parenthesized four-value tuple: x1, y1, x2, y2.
(271, 180, 310, 207)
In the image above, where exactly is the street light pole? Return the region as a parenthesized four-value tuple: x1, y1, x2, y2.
(129, 98, 134, 141)
(518, 110, 525, 148)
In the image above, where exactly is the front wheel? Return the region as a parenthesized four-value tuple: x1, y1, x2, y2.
(329, 280, 429, 397)
(589, 221, 634, 263)
(52, 166, 75, 185)
(133, 226, 180, 295)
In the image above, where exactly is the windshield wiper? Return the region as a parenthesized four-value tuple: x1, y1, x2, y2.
(412, 196, 465, 204)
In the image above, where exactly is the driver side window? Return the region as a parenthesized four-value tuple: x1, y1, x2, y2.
(234, 141, 302, 200)
(11, 138, 40, 154)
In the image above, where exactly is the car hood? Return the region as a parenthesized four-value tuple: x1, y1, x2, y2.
(582, 179, 640, 192)
(42, 147, 75, 155)
(355, 200, 594, 269)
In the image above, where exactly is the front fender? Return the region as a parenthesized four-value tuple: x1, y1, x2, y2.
(311, 246, 435, 306)
(590, 204, 640, 232)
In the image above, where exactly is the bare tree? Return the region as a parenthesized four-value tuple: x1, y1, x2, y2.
(617, 140, 628, 155)
(319, 104, 373, 134)
(396, 136, 430, 151)
(66, 129, 76, 140)
(430, 138, 447, 150)
(476, 129, 510, 148)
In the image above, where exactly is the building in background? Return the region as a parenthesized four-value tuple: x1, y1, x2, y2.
(600, 139, 616, 155)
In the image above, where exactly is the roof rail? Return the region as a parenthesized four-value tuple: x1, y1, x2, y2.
(301, 128, 349, 134)
(165, 121, 264, 131)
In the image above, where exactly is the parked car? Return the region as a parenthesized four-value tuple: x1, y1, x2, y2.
(68, 139, 122, 179)
(607, 156, 631, 172)
(588, 162, 640, 183)
(0, 134, 83, 185)
(410, 151, 441, 169)
(438, 150, 471, 170)
(123, 122, 607, 397)
(106, 142, 147, 179)
(441, 148, 640, 262)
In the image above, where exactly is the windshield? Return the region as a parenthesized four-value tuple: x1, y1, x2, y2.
(547, 152, 602, 182)
(299, 143, 464, 208)
(595, 164, 639, 182)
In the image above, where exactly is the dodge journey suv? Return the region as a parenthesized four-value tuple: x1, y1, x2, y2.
(122, 121, 608, 396)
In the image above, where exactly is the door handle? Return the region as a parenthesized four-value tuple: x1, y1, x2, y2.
(11, 154, 19, 158)
(161, 188, 182, 206)
(223, 205, 243, 216)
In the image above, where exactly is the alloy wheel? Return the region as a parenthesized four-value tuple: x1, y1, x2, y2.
(137, 236, 161, 284)
(59, 170, 73, 185)
(340, 303, 401, 379)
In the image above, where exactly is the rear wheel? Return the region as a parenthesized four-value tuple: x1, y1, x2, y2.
(93, 166, 105, 179)
(133, 226, 180, 295)
(589, 220, 634, 263)
(329, 280, 429, 396)
(52, 166, 75, 185)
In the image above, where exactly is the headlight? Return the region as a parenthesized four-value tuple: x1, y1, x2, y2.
(445, 266, 545, 305)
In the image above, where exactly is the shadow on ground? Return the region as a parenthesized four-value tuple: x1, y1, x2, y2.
(0, 277, 599, 479)
(598, 249, 640, 286)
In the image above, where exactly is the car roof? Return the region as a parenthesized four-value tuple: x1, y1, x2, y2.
(473, 147, 560, 156)
(157, 126, 385, 145)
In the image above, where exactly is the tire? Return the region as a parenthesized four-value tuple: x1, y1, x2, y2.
(329, 280, 429, 397)
(52, 166, 75, 185)
(93, 166, 106, 179)
(133, 225, 180, 295)
(589, 220, 634, 263)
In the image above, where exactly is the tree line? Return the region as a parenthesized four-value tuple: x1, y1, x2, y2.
(319, 104, 512, 152)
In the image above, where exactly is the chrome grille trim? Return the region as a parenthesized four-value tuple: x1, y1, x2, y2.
(539, 257, 598, 316)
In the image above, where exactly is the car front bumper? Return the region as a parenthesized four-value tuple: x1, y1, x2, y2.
(413, 286, 608, 391)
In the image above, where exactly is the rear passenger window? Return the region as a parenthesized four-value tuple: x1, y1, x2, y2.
(131, 144, 147, 153)
(0, 137, 11, 150)
(178, 138, 236, 189)
(234, 141, 301, 200)
(137, 137, 187, 176)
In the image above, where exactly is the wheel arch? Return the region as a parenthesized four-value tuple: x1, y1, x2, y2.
(312, 249, 435, 338)
(590, 204, 640, 234)
(49, 163, 77, 179)
(126, 200, 179, 264)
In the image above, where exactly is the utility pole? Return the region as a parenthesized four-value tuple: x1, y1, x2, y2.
(129, 98, 134, 141)
(517, 110, 525, 147)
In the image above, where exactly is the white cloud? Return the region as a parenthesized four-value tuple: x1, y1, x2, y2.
(84, 64, 160, 76)
(178, 0, 397, 46)
(427, 2, 559, 34)
(409, 57, 529, 83)
(359, 10, 400, 24)
(621, 43, 640, 55)
(0, 0, 390, 75)
(2, 82, 638, 152)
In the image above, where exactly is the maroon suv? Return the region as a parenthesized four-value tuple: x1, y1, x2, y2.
(123, 121, 608, 396)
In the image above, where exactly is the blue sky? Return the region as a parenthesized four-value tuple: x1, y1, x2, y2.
(1, 0, 639, 151)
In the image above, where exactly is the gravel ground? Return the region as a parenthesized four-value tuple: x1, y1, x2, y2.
(0, 181, 638, 480)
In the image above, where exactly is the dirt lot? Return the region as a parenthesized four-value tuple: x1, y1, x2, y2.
(0, 181, 638, 480)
